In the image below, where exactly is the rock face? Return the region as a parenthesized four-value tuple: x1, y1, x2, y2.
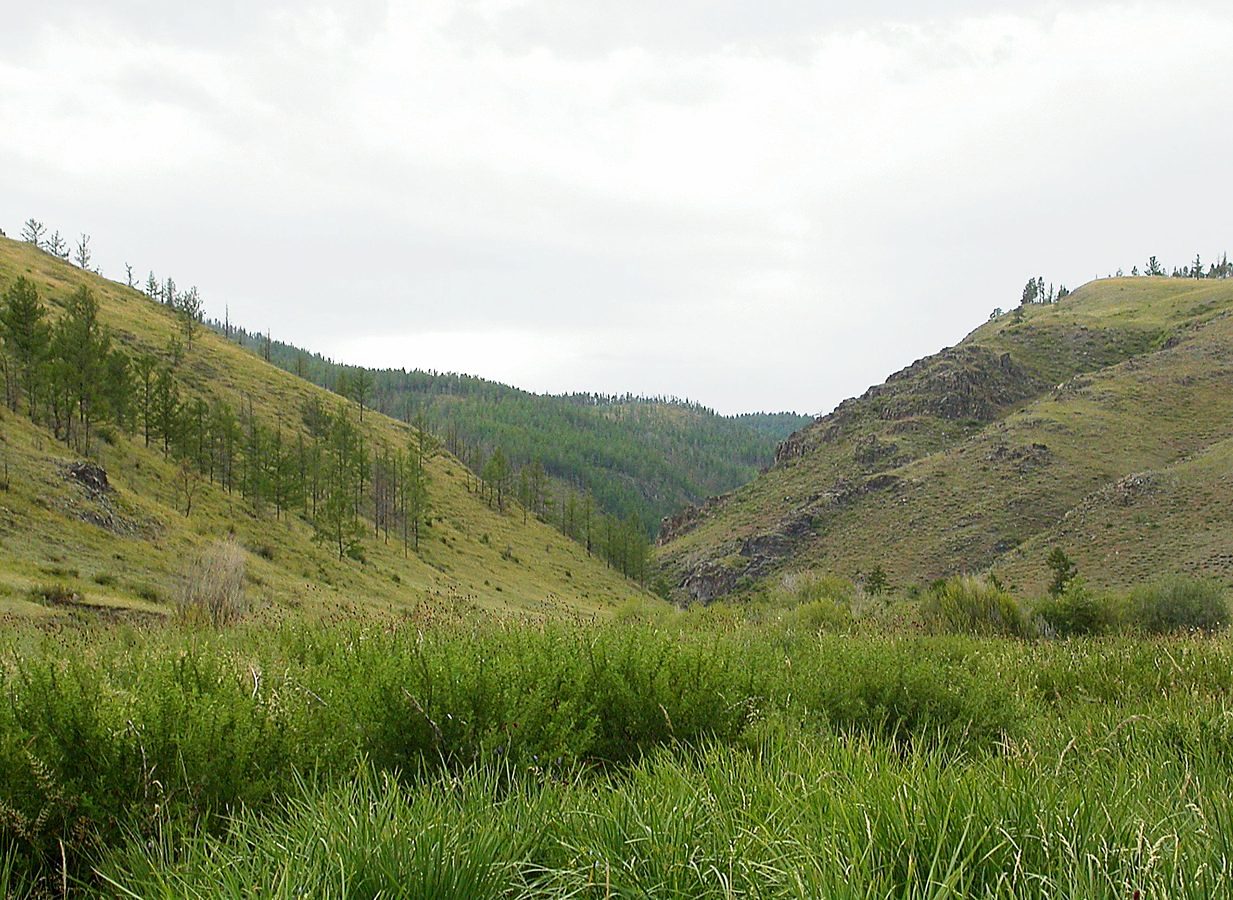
(671, 473, 905, 603)
(665, 344, 1045, 603)
(775, 346, 1041, 466)
(658, 494, 727, 545)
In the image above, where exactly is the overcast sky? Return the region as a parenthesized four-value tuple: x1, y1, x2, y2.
(3, 1, 1230, 415)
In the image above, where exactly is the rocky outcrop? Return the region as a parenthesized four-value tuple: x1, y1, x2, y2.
(670, 472, 904, 603)
(64, 461, 111, 495)
(657, 493, 729, 545)
(985, 442, 1052, 473)
(774, 346, 1043, 467)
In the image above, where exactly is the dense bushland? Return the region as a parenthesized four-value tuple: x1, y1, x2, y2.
(4, 615, 1233, 894)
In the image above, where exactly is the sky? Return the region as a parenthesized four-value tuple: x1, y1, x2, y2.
(2, 1, 1230, 416)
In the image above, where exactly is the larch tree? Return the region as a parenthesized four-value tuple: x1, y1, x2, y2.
(74, 233, 92, 270)
(20, 219, 45, 248)
(45, 231, 68, 260)
(0, 277, 50, 416)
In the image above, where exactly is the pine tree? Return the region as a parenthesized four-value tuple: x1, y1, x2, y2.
(45, 231, 68, 259)
(315, 407, 365, 560)
(581, 493, 594, 553)
(1047, 547, 1077, 597)
(349, 368, 374, 421)
(20, 219, 45, 249)
(178, 286, 203, 350)
(482, 447, 511, 510)
(1145, 256, 1163, 276)
(0, 277, 50, 415)
(50, 287, 112, 449)
(74, 234, 92, 270)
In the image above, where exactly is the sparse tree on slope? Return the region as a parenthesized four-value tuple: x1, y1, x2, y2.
(45, 231, 68, 260)
(178, 286, 203, 350)
(20, 219, 45, 249)
(74, 234, 92, 270)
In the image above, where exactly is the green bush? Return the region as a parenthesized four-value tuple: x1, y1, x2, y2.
(1129, 576, 1229, 634)
(1032, 578, 1119, 637)
(28, 583, 79, 605)
(922, 576, 1026, 637)
(785, 598, 852, 633)
(781, 571, 856, 606)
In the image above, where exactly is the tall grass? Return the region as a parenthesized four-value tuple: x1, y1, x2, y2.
(98, 729, 1233, 898)
(174, 538, 248, 626)
(4, 620, 1233, 894)
(922, 575, 1026, 636)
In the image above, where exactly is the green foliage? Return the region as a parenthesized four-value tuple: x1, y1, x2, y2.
(1032, 578, 1119, 637)
(865, 564, 889, 596)
(785, 598, 852, 633)
(1046, 547, 1078, 597)
(1129, 575, 1230, 634)
(27, 583, 78, 605)
(216, 323, 808, 536)
(0, 276, 50, 415)
(7, 621, 1233, 894)
(923, 575, 1026, 637)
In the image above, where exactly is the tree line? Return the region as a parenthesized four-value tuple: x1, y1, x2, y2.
(992, 251, 1231, 319)
(212, 320, 801, 537)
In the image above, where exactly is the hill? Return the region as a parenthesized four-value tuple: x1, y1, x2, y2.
(656, 277, 1233, 600)
(0, 236, 650, 621)
(216, 324, 809, 536)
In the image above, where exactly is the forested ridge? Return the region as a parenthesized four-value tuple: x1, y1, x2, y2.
(212, 318, 809, 536)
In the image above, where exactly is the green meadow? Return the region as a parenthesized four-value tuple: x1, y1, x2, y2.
(4, 586, 1233, 897)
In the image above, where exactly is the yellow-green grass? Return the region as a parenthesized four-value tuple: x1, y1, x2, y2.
(0, 237, 653, 621)
(657, 277, 1233, 597)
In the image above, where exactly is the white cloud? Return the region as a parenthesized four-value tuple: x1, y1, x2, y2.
(2, 1, 1230, 414)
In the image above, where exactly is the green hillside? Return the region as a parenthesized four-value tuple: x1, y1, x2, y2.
(656, 277, 1233, 600)
(217, 324, 809, 535)
(0, 236, 651, 621)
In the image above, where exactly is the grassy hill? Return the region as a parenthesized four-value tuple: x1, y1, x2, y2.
(218, 324, 809, 535)
(0, 236, 650, 621)
(656, 277, 1233, 600)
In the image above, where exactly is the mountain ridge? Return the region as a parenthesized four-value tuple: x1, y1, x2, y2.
(655, 276, 1233, 600)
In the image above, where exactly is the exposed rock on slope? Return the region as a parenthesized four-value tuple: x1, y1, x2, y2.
(657, 278, 1233, 600)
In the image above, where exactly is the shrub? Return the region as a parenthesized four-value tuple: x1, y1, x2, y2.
(777, 571, 856, 607)
(787, 598, 852, 633)
(28, 583, 79, 605)
(134, 584, 162, 604)
(922, 576, 1026, 637)
(1032, 578, 1119, 637)
(176, 539, 248, 627)
(1129, 576, 1229, 634)
(92, 572, 118, 587)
